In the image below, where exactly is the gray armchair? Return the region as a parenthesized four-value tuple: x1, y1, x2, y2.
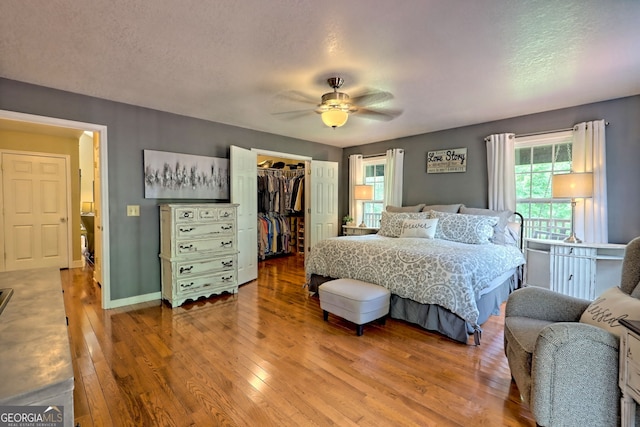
(504, 236, 640, 427)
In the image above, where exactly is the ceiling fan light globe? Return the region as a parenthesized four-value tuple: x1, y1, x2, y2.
(321, 109, 348, 128)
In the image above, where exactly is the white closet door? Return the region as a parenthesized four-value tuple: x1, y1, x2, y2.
(307, 160, 339, 251)
(230, 146, 258, 284)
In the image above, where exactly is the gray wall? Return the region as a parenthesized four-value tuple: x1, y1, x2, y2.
(343, 95, 640, 245)
(2, 77, 638, 302)
(0, 78, 342, 300)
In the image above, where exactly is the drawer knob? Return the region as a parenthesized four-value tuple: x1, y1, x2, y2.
(221, 241, 232, 248)
(222, 276, 233, 282)
(180, 227, 195, 233)
(221, 212, 231, 218)
(179, 266, 194, 274)
(181, 282, 194, 289)
(222, 225, 233, 231)
(222, 260, 234, 268)
(179, 244, 195, 252)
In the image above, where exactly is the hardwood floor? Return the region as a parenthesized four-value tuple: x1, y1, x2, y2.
(61, 255, 535, 426)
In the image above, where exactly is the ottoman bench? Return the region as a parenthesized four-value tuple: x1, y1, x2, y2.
(318, 278, 391, 336)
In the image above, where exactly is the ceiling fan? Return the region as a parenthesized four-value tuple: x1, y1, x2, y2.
(274, 77, 402, 128)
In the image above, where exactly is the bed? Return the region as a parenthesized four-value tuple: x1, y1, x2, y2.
(305, 208, 525, 344)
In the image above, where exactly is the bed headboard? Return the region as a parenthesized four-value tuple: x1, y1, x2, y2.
(514, 212, 524, 251)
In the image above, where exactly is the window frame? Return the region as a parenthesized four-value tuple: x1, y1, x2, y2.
(361, 156, 386, 227)
(515, 130, 573, 240)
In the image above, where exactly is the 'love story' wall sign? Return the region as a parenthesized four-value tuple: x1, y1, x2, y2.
(426, 148, 467, 174)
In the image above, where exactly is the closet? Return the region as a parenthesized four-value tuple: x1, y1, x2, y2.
(257, 155, 305, 260)
(230, 145, 339, 286)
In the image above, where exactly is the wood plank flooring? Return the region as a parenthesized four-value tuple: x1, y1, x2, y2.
(61, 255, 535, 426)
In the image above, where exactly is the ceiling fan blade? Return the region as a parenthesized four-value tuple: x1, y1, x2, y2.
(271, 109, 315, 120)
(354, 107, 403, 121)
(350, 90, 394, 107)
(274, 90, 318, 105)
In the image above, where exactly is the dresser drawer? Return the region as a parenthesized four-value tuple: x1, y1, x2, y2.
(174, 255, 236, 278)
(176, 222, 234, 238)
(176, 237, 235, 255)
(177, 271, 237, 295)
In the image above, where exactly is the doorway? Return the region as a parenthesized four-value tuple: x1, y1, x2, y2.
(0, 109, 112, 309)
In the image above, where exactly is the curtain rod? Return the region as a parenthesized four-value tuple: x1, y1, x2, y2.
(515, 121, 609, 139)
(363, 152, 386, 158)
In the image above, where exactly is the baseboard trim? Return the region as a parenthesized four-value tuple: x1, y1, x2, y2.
(106, 292, 161, 309)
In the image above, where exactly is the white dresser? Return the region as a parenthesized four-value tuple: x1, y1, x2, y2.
(524, 238, 626, 300)
(159, 203, 239, 307)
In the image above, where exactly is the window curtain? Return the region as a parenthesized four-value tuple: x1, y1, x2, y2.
(485, 133, 516, 213)
(384, 149, 404, 208)
(348, 154, 364, 224)
(572, 120, 607, 243)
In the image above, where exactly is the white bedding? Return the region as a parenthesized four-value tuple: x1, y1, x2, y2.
(305, 235, 525, 327)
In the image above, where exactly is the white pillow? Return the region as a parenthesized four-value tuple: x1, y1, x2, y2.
(580, 287, 640, 337)
(428, 210, 497, 244)
(399, 218, 438, 239)
(378, 211, 431, 238)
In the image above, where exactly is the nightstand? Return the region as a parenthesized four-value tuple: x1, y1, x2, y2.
(342, 225, 379, 236)
(619, 318, 640, 426)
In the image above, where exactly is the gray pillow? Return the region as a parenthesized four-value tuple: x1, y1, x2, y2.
(386, 204, 426, 213)
(420, 203, 462, 214)
(459, 206, 513, 245)
(429, 210, 498, 244)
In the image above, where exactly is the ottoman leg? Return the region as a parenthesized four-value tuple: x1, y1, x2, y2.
(356, 325, 364, 336)
(378, 315, 387, 325)
(323, 310, 329, 321)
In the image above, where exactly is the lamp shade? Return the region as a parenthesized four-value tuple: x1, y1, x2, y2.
(552, 172, 593, 199)
(354, 184, 374, 200)
(81, 201, 94, 213)
(321, 109, 348, 128)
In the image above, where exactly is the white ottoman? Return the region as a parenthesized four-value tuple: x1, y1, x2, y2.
(318, 278, 391, 336)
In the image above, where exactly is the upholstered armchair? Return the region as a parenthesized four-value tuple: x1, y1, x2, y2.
(504, 236, 640, 427)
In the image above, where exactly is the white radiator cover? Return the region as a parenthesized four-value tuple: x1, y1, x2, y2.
(551, 246, 596, 299)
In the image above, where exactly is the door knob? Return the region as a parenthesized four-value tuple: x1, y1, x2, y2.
(60, 218, 67, 223)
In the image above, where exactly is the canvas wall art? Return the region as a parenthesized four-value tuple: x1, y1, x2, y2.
(144, 150, 229, 199)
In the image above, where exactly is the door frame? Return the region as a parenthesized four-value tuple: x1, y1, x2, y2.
(0, 109, 112, 309)
(0, 150, 72, 269)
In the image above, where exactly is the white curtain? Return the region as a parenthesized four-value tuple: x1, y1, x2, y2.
(384, 149, 404, 208)
(485, 133, 516, 213)
(572, 120, 607, 243)
(348, 154, 364, 224)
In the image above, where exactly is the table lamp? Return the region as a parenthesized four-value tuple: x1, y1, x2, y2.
(354, 185, 374, 227)
(552, 172, 593, 243)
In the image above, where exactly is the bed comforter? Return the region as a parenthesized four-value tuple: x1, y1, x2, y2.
(305, 235, 525, 328)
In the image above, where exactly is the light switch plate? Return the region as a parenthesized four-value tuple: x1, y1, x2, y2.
(127, 205, 140, 216)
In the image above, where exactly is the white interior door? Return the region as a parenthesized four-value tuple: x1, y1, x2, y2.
(2, 152, 69, 271)
(307, 160, 339, 251)
(230, 145, 258, 284)
(93, 133, 103, 285)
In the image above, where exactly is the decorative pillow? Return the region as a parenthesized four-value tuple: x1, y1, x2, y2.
(580, 287, 640, 337)
(459, 206, 514, 245)
(420, 203, 462, 214)
(429, 210, 498, 244)
(399, 218, 439, 239)
(386, 204, 426, 213)
(504, 221, 521, 247)
(378, 211, 431, 238)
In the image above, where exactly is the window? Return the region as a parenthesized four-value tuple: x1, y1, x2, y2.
(362, 156, 385, 227)
(515, 131, 573, 240)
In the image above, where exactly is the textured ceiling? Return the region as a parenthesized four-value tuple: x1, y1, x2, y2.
(1, 1, 639, 148)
